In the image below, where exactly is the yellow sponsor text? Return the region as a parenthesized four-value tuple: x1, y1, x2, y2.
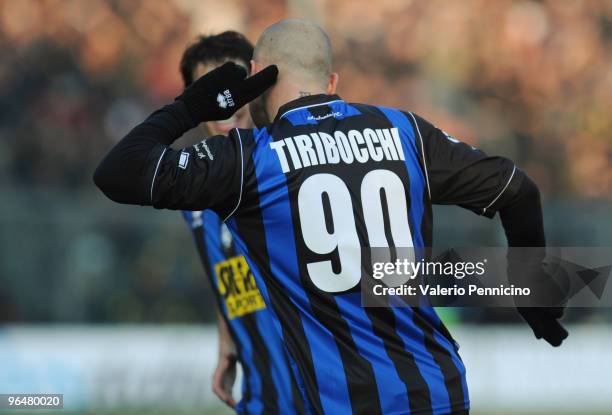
(215, 256, 266, 319)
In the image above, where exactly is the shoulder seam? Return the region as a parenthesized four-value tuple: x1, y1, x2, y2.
(222, 129, 244, 222)
(407, 112, 432, 199)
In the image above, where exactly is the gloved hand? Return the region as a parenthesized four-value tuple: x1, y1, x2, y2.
(176, 62, 278, 125)
(509, 253, 569, 347)
(517, 307, 568, 347)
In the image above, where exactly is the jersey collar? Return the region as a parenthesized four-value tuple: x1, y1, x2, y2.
(274, 94, 343, 123)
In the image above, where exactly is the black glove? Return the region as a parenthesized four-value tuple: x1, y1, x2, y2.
(509, 254, 569, 347)
(517, 307, 568, 347)
(176, 62, 278, 125)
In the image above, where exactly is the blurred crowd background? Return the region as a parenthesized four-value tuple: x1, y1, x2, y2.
(1, 0, 611, 324)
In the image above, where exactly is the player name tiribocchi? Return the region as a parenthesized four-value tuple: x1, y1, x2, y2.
(270, 127, 406, 173)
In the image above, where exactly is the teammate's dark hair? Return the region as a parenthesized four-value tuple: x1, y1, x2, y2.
(180, 31, 253, 87)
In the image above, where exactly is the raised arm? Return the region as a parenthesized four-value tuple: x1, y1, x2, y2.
(94, 62, 277, 213)
(93, 100, 196, 205)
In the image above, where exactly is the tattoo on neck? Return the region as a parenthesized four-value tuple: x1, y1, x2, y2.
(299, 91, 311, 97)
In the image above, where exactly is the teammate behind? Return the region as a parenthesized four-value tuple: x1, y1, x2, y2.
(95, 19, 568, 414)
(178, 32, 303, 414)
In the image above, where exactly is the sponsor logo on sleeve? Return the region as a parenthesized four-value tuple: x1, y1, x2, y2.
(178, 151, 190, 169)
(193, 140, 214, 160)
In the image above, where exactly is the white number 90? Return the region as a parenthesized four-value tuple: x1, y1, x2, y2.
(298, 170, 414, 293)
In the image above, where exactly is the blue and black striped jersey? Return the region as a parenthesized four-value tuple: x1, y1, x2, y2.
(181, 209, 304, 415)
(100, 94, 524, 414)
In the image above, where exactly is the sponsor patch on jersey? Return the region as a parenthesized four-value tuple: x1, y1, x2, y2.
(307, 111, 342, 121)
(215, 256, 266, 319)
(201, 140, 214, 160)
(178, 151, 190, 169)
(193, 140, 214, 160)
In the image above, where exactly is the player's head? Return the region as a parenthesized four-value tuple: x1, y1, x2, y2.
(253, 19, 334, 89)
(180, 31, 254, 135)
(249, 19, 339, 126)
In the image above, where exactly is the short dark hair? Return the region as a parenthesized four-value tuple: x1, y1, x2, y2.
(179, 31, 253, 87)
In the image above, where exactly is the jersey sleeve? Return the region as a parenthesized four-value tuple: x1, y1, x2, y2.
(149, 131, 245, 219)
(409, 112, 523, 218)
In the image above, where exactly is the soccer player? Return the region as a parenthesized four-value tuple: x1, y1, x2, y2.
(95, 19, 568, 415)
(177, 32, 303, 414)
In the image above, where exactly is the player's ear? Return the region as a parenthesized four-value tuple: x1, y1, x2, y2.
(326, 72, 339, 94)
